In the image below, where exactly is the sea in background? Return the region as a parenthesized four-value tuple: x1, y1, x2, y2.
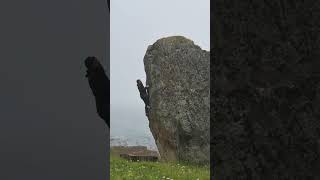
(110, 105, 158, 151)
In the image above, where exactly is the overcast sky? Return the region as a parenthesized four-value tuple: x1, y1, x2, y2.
(110, 0, 210, 138)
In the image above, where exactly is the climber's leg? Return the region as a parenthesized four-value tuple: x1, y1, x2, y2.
(145, 105, 150, 117)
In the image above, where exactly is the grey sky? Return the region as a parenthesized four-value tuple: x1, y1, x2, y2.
(110, 0, 210, 138)
(0, 0, 109, 179)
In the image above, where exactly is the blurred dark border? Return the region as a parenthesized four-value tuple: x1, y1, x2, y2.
(211, 1, 320, 179)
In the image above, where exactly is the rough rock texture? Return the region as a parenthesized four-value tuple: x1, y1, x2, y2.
(212, 1, 320, 179)
(143, 36, 210, 164)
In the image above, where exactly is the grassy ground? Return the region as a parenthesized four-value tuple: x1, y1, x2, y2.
(110, 155, 210, 180)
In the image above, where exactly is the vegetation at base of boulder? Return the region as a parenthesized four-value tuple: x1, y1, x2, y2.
(110, 155, 210, 180)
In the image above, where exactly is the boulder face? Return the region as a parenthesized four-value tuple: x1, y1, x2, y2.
(143, 36, 210, 164)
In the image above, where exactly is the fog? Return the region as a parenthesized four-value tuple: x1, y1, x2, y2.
(110, 0, 210, 144)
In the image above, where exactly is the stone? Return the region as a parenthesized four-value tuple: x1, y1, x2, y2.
(143, 36, 210, 164)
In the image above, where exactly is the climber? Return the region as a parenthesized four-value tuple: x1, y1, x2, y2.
(136, 79, 150, 116)
(85, 56, 110, 127)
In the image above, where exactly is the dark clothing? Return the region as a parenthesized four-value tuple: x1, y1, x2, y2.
(137, 80, 150, 116)
(85, 57, 110, 127)
(138, 84, 149, 106)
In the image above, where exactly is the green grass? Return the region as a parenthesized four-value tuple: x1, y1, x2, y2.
(110, 155, 210, 180)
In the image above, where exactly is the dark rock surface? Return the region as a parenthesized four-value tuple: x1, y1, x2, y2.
(212, 1, 320, 179)
(143, 36, 210, 164)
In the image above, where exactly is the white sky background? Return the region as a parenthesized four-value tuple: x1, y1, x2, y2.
(110, 0, 210, 138)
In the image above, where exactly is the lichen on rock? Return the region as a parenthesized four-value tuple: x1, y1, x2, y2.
(143, 36, 210, 164)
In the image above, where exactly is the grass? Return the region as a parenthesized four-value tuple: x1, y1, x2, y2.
(110, 155, 210, 180)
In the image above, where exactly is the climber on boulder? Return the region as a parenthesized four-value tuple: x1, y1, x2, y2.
(136, 79, 150, 116)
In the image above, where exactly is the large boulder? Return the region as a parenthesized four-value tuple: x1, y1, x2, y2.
(143, 36, 210, 164)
